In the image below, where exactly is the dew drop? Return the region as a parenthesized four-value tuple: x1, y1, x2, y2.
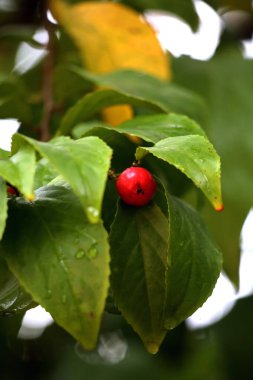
(146, 342, 159, 355)
(75, 250, 85, 260)
(87, 244, 98, 259)
(87, 206, 99, 222)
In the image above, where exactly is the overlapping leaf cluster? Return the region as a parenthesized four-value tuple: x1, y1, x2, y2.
(0, 0, 224, 354)
(0, 103, 222, 353)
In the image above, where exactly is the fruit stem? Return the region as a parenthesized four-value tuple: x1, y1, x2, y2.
(108, 169, 119, 180)
(132, 160, 141, 167)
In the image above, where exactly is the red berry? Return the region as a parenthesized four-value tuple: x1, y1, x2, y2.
(7, 185, 18, 196)
(116, 167, 156, 206)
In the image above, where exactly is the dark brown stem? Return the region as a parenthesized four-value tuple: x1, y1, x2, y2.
(108, 169, 119, 180)
(40, 5, 55, 141)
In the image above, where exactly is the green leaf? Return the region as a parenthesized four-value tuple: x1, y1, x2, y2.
(0, 98, 31, 123)
(34, 158, 59, 189)
(136, 135, 223, 211)
(164, 192, 223, 329)
(173, 52, 253, 285)
(110, 201, 169, 354)
(18, 134, 112, 223)
(74, 126, 137, 173)
(0, 255, 32, 316)
(72, 121, 109, 139)
(0, 148, 10, 159)
(0, 179, 7, 240)
(11, 134, 36, 200)
(0, 185, 110, 350)
(59, 88, 147, 136)
(58, 66, 206, 135)
(73, 113, 206, 143)
(0, 137, 36, 200)
(116, 113, 207, 143)
(0, 75, 31, 123)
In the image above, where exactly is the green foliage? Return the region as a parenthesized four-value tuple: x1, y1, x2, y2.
(163, 192, 222, 329)
(19, 135, 112, 223)
(110, 195, 222, 354)
(0, 186, 110, 350)
(0, 179, 7, 240)
(0, 101, 223, 352)
(173, 50, 253, 286)
(0, 255, 32, 316)
(66, 67, 206, 123)
(0, 0, 228, 356)
(110, 201, 169, 354)
(136, 135, 222, 211)
(0, 137, 35, 200)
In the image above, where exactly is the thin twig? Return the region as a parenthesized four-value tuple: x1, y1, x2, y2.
(40, 6, 55, 141)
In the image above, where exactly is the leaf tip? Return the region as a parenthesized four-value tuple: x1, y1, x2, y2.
(215, 203, 224, 212)
(26, 193, 35, 202)
(145, 342, 159, 355)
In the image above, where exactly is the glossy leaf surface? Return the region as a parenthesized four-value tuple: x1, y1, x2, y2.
(19, 135, 112, 223)
(0, 256, 32, 316)
(0, 186, 110, 350)
(110, 201, 169, 354)
(0, 137, 35, 200)
(136, 135, 223, 211)
(72, 113, 206, 143)
(164, 193, 223, 329)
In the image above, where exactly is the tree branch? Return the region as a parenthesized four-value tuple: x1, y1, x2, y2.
(40, 7, 55, 142)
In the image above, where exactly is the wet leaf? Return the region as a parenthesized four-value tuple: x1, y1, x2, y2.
(164, 192, 223, 329)
(0, 255, 32, 316)
(136, 135, 223, 211)
(17, 134, 112, 223)
(0, 185, 110, 350)
(110, 201, 169, 354)
(0, 137, 35, 200)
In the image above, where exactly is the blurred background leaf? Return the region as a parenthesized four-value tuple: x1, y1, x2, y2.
(172, 48, 253, 286)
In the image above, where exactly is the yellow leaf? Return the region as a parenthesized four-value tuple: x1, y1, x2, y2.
(50, 1, 171, 125)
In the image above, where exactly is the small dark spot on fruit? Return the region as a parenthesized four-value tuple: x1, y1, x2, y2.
(136, 185, 144, 195)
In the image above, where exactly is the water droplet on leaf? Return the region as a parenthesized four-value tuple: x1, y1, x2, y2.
(87, 206, 99, 222)
(87, 244, 98, 259)
(75, 250, 85, 260)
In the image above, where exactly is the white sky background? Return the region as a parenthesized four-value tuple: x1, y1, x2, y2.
(1, 0, 253, 337)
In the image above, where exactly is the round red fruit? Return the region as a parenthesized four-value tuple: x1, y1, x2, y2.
(116, 167, 156, 206)
(7, 185, 17, 196)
